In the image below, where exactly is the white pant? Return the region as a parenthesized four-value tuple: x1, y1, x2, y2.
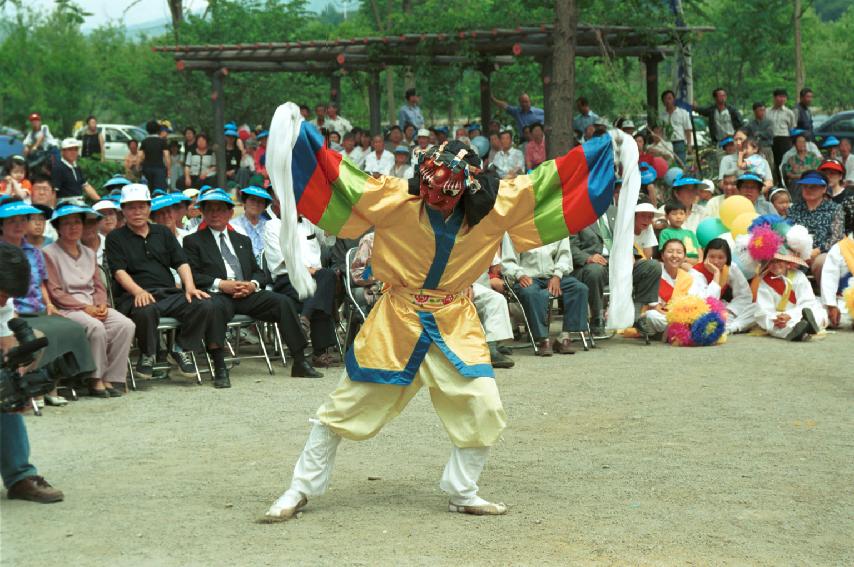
(287, 420, 490, 505)
(641, 309, 668, 333)
(726, 304, 757, 334)
(757, 305, 829, 339)
(472, 283, 513, 343)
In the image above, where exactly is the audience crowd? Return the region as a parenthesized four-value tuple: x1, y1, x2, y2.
(2, 83, 854, 501)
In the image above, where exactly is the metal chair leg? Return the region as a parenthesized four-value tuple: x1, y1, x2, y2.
(506, 283, 539, 354)
(189, 351, 203, 385)
(274, 323, 288, 367)
(127, 359, 137, 391)
(255, 323, 274, 375)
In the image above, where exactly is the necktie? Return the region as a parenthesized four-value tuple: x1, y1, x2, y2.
(598, 216, 613, 250)
(220, 233, 244, 281)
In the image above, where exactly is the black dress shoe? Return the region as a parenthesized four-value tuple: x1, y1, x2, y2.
(801, 308, 821, 335)
(213, 367, 231, 388)
(785, 320, 810, 341)
(291, 359, 323, 378)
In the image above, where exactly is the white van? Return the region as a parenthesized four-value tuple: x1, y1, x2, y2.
(74, 124, 148, 162)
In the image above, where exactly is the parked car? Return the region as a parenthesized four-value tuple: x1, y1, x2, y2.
(814, 111, 854, 142)
(0, 126, 25, 160)
(74, 123, 147, 162)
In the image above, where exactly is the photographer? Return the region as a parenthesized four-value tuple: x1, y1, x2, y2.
(0, 243, 63, 503)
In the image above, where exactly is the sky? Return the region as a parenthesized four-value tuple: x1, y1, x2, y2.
(21, 0, 333, 30)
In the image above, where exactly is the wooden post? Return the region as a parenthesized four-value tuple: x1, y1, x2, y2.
(642, 54, 663, 129)
(541, 55, 553, 153)
(479, 63, 492, 131)
(210, 69, 226, 188)
(368, 70, 381, 135)
(547, 0, 576, 158)
(330, 72, 341, 107)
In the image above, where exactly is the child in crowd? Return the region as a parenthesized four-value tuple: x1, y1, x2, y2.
(768, 187, 792, 218)
(658, 201, 702, 268)
(737, 137, 773, 190)
(697, 179, 715, 208)
(26, 204, 53, 248)
(694, 238, 755, 333)
(820, 234, 854, 329)
(755, 249, 828, 341)
(1, 155, 32, 200)
(636, 239, 718, 335)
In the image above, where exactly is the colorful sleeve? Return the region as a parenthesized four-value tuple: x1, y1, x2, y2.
(496, 134, 616, 253)
(288, 122, 410, 239)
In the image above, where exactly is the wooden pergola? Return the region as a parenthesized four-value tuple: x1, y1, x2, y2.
(155, 23, 712, 185)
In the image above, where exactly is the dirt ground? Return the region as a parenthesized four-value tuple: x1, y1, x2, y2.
(1, 331, 852, 566)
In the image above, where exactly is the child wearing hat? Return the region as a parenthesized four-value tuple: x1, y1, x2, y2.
(658, 201, 702, 269)
(820, 234, 854, 329)
(755, 248, 827, 341)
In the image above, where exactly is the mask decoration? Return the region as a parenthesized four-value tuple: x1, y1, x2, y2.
(415, 142, 482, 216)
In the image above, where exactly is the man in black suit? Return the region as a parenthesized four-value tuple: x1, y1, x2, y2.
(182, 191, 322, 388)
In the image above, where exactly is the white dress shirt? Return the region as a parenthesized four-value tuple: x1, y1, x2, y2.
(364, 150, 395, 175)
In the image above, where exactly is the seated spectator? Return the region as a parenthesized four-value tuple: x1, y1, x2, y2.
(736, 172, 775, 215)
(341, 133, 365, 169)
(124, 139, 142, 181)
(658, 201, 703, 267)
(658, 176, 706, 232)
(414, 129, 432, 153)
(788, 170, 845, 286)
(232, 186, 272, 265)
(768, 187, 792, 218)
(390, 146, 413, 179)
(736, 137, 773, 190)
(26, 205, 53, 249)
(182, 188, 202, 232)
(638, 162, 659, 206)
(631, 199, 665, 323)
(263, 204, 336, 371)
(185, 191, 323, 383)
(364, 135, 394, 177)
(524, 123, 546, 171)
(93, 199, 120, 237)
(783, 133, 821, 197)
(703, 172, 739, 220)
(51, 139, 100, 202)
(755, 251, 827, 341)
(491, 131, 524, 179)
(821, 136, 841, 161)
(472, 257, 515, 368)
(1, 155, 31, 200)
(820, 234, 854, 329)
(694, 238, 756, 333)
(184, 134, 216, 189)
(502, 235, 589, 356)
(697, 179, 715, 208)
(0, 200, 96, 406)
(819, 160, 853, 205)
(43, 205, 136, 396)
(384, 126, 405, 153)
(840, 138, 854, 187)
(717, 135, 738, 180)
(635, 239, 718, 337)
(105, 184, 217, 380)
(325, 103, 352, 137)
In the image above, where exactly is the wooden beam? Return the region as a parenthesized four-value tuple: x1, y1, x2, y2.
(210, 70, 227, 188)
(368, 70, 381, 135)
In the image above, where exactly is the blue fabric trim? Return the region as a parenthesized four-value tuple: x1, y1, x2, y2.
(839, 272, 851, 294)
(418, 312, 495, 378)
(345, 330, 433, 386)
(422, 206, 464, 289)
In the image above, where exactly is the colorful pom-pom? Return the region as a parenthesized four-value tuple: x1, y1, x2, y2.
(749, 214, 786, 232)
(690, 312, 726, 346)
(705, 297, 728, 319)
(747, 225, 784, 262)
(666, 322, 694, 346)
(666, 296, 710, 325)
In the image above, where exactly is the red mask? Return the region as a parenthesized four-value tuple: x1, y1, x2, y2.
(417, 147, 481, 215)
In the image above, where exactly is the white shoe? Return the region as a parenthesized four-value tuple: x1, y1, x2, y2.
(259, 490, 308, 523)
(448, 496, 507, 516)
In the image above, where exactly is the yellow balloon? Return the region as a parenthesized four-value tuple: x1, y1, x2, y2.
(729, 211, 758, 237)
(719, 195, 755, 229)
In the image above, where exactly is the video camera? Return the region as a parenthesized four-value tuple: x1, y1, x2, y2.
(0, 319, 66, 412)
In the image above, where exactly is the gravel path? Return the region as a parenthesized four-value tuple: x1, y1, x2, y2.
(2, 332, 852, 566)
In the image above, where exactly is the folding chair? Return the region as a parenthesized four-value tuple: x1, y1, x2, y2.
(224, 315, 274, 375)
(342, 247, 369, 348)
(502, 276, 540, 354)
(544, 294, 595, 351)
(99, 264, 137, 390)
